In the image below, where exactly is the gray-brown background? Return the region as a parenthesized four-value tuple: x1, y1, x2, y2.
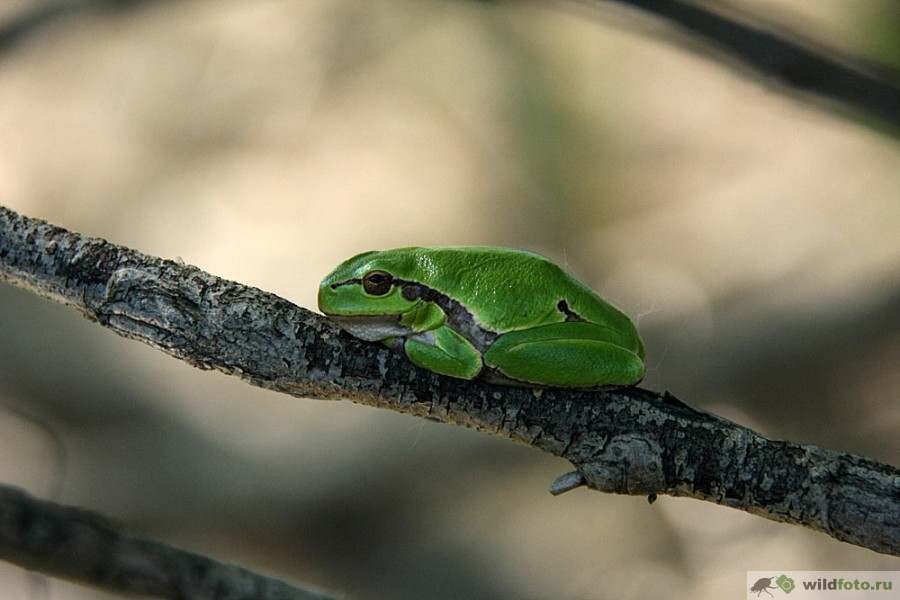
(0, 1, 898, 598)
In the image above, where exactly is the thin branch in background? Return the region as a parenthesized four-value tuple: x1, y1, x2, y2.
(0, 403, 67, 502)
(0, 403, 68, 599)
(0, 0, 165, 55)
(1, 0, 899, 138)
(0, 484, 333, 600)
(585, 0, 900, 134)
(0, 205, 897, 560)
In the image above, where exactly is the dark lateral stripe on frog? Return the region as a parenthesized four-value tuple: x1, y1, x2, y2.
(331, 278, 585, 351)
(398, 283, 587, 349)
(330, 277, 497, 351)
(398, 281, 499, 352)
(330, 278, 362, 288)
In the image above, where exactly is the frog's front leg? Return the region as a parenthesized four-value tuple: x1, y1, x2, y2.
(483, 321, 644, 387)
(404, 326, 483, 380)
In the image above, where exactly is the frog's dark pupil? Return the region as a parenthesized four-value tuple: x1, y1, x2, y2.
(363, 271, 392, 295)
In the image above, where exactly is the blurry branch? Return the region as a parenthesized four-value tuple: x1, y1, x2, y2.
(0, 205, 898, 558)
(2, 1, 897, 140)
(586, 0, 900, 135)
(0, 485, 332, 600)
(0, 0, 163, 56)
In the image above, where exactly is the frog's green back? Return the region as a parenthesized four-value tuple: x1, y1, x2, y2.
(324, 246, 643, 358)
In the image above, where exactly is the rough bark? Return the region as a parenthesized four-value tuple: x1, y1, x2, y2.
(1, 205, 898, 563)
(0, 485, 332, 599)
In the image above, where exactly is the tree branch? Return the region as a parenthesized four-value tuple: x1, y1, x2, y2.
(0, 0, 164, 56)
(593, 0, 900, 135)
(0, 484, 332, 599)
(3, 0, 900, 139)
(0, 205, 897, 558)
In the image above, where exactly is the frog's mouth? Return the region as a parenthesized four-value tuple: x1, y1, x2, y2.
(327, 314, 414, 342)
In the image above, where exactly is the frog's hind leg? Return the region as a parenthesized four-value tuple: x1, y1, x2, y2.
(483, 322, 644, 388)
(403, 325, 483, 380)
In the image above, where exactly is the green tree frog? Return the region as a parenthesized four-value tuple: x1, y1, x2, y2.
(318, 246, 645, 388)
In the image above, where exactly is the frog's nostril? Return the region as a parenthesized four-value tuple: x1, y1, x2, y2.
(330, 284, 337, 289)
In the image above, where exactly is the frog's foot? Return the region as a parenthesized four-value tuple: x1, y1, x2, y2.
(380, 336, 405, 352)
(403, 325, 482, 380)
(483, 322, 644, 388)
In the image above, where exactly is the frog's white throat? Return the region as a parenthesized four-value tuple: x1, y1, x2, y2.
(328, 315, 414, 342)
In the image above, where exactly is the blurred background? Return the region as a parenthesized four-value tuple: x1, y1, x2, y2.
(0, 0, 898, 598)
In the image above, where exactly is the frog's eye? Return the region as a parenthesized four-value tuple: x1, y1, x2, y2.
(362, 271, 393, 296)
